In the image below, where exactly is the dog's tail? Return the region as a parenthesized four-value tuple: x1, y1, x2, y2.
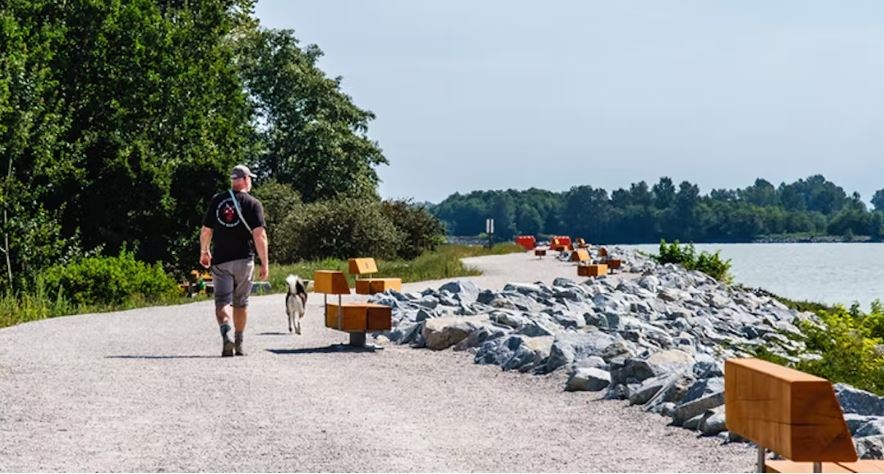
(285, 274, 308, 302)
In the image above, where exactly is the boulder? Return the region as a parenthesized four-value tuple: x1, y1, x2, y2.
(629, 375, 669, 405)
(836, 384, 884, 416)
(699, 409, 727, 436)
(538, 331, 617, 374)
(565, 367, 611, 392)
(856, 435, 884, 460)
(438, 281, 480, 301)
(672, 391, 725, 426)
(856, 418, 884, 438)
(422, 316, 488, 350)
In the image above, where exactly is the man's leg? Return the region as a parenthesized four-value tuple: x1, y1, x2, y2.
(232, 259, 254, 356)
(212, 264, 236, 357)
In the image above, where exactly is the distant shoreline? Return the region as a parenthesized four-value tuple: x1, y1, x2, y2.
(447, 235, 879, 246)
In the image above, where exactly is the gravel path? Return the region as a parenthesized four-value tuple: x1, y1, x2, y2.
(0, 252, 754, 472)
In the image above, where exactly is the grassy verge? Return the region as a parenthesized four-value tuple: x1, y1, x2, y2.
(0, 243, 524, 330)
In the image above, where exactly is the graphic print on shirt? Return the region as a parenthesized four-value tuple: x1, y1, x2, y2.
(215, 197, 241, 228)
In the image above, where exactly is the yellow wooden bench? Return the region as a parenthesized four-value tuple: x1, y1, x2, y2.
(347, 258, 402, 295)
(313, 270, 392, 346)
(725, 358, 881, 473)
(577, 263, 607, 277)
(569, 249, 590, 262)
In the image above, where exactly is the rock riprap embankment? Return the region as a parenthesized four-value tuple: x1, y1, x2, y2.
(368, 248, 884, 460)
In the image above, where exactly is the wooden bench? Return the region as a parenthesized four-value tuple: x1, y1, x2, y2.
(569, 249, 590, 262)
(577, 263, 607, 277)
(605, 258, 622, 270)
(348, 258, 402, 295)
(725, 358, 882, 473)
(313, 270, 392, 346)
(534, 248, 547, 259)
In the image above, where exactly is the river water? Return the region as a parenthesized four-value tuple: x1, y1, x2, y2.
(621, 243, 884, 310)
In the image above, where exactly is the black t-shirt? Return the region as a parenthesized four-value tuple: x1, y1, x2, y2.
(202, 190, 266, 265)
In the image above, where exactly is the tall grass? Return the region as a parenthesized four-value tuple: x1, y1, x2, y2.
(1, 243, 525, 330)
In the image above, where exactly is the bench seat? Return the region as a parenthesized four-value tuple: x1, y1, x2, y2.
(325, 303, 392, 332)
(354, 278, 402, 295)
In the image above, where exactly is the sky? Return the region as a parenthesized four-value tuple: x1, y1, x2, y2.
(254, 0, 884, 204)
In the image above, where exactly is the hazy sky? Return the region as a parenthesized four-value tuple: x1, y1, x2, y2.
(254, 0, 884, 204)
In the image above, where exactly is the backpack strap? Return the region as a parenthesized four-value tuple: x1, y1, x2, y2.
(228, 189, 253, 234)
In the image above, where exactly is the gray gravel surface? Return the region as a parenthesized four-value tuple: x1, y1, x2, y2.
(0, 252, 754, 472)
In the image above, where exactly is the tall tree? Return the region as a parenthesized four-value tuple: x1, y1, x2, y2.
(236, 28, 387, 202)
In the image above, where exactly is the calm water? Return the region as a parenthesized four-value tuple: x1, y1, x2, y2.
(621, 243, 884, 310)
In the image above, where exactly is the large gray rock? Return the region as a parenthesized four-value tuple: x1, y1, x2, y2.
(836, 384, 884, 416)
(538, 331, 617, 374)
(565, 368, 611, 392)
(681, 377, 724, 405)
(453, 324, 508, 351)
(422, 316, 488, 350)
(699, 409, 727, 436)
(856, 418, 884, 438)
(855, 435, 884, 460)
(672, 391, 725, 426)
(439, 281, 480, 301)
(629, 375, 669, 405)
(610, 358, 657, 386)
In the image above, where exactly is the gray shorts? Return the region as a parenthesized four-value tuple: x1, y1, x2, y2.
(211, 258, 254, 308)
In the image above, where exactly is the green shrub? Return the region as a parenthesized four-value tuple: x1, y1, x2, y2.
(42, 251, 179, 306)
(380, 199, 446, 259)
(652, 240, 732, 282)
(250, 179, 303, 245)
(276, 198, 403, 261)
(796, 304, 884, 394)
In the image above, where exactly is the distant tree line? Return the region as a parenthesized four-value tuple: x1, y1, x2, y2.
(0, 0, 441, 293)
(432, 175, 884, 244)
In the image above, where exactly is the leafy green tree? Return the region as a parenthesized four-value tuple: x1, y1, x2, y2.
(872, 189, 884, 212)
(236, 27, 387, 202)
(380, 199, 445, 259)
(515, 204, 543, 235)
(652, 177, 676, 209)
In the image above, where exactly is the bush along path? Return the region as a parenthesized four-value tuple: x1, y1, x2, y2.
(367, 249, 884, 460)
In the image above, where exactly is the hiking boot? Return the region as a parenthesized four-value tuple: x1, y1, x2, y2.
(234, 333, 245, 356)
(222, 338, 235, 357)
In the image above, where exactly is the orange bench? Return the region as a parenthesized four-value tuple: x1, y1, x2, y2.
(569, 249, 590, 262)
(725, 358, 881, 473)
(348, 258, 402, 295)
(314, 270, 392, 346)
(577, 263, 607, 277)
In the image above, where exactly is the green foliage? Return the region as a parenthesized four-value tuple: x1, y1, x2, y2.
(431, 175, 873, 244)
(249, 179, 302, 245)
(236, 27, 386, 202)
(652, 240, 732, 282)
(795, 304, 884, 394)
(41, 251, 178, 306)
(275, 198, 402, 262)
(380, 199, 445, 260)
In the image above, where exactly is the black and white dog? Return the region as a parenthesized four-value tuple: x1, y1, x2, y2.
(285, 274, 308, 334)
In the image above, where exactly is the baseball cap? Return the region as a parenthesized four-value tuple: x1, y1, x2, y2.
(230, 165, 256, 179)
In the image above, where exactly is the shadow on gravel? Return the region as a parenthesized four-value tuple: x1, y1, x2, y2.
(267, 344, 382, 355)
(106, 355, 217, 359)
(256, 332, 289, 336)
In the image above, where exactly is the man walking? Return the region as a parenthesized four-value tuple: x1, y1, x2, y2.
(199, 165, 269, 357)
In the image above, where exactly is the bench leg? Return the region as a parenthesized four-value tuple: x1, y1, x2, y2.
(349, 332, 366, 347)
(813, 462, 821, 473)
(757, 446, 765, 473)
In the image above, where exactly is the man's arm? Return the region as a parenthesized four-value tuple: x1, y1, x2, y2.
(199, 226, 213, 268)
(252, 226, 269, 280)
